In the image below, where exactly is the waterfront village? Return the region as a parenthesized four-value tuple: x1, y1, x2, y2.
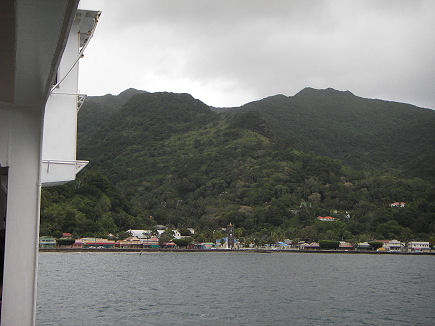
(40, 221, 432, 253)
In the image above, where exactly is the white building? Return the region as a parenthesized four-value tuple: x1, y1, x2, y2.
(383, 240, 403, 252)
(127, 229, 152, 239)
(172, 229, 182, 239)
(0, 1, 100, 325)
(408, 242, 431, 252)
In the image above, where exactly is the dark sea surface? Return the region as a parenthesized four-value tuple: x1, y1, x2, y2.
(36, 252, 435, 326)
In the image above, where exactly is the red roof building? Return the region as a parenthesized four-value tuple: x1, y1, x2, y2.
(317, 216, 337, 221)
(390, 202, 405, 207)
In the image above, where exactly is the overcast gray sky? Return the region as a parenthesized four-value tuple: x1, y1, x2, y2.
(78, 0, 435, 109)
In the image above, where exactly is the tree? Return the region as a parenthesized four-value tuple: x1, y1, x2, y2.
(368, 241, 383, 250)
(158, 229, 175, 246)
(173, 237, 193, 248)
(56, 238, 75, 247)
(178, 227, 192, 236)
(319, 240, 339, 249)
(117, 231, 131, 240)
(308, 192, 321, 203)
(52, 230, 63, 239)
(376, 220, 404, 239)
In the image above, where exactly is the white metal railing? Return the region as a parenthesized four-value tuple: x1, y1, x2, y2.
(49, 92, 87, 111)
(42, 159, 89, 173)
(77, 94, 87, 111)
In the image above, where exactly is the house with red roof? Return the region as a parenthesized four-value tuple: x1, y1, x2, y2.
(300, 242, 320, 250)
(339, 241, 354, 250)
(390, 202, 405, 208)
(317, 216, 337, 222)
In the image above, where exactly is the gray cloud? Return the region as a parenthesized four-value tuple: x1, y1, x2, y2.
(79, 0, 435, 108)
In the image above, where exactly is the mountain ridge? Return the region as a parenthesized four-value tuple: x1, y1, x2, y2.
(79, 87, 435, 179)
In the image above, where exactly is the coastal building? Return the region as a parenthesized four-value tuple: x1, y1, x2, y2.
(117, 236, 142, 248)
(0, 1, 100, 324)
(156, 229, 166, 237)
(39, 236, 56, 249)
(384, 240, 403, 252)
(191, 242, 215, 249)
(127, 229, 152, 239)
(172, 229, 182, 239)
(81, 238, 115, 249)
(301, 242, 320, 250)
(276, 242, 291, 249)
(187, 228, 195, 235)
(407, 241, 430, 252)
(127, 228, 190, 241)
(374, 239, 390, 248)
(216, 238, 227, 248)
(142, 237, 160, 248)
(160, 241, 176, 248)
(73, 239, 84, 248)
(356, 242, 372, 251)
(201, 242, 215, 249)
(216, 236, 240, 249)
(339, 241, 354, 250)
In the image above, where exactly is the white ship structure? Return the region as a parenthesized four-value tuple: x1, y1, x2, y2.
(0, 1, 100, 324)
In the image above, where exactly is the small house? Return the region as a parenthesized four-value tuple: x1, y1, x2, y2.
(39, 236, 56, 248)
(339, 241, 354, 250)
(301, 242, 320, 250)
(390, 202, 405, 208)
(73, 239, 83, 248)
(127, 229, 151, 239)
(356, 242, 372, 251)
(81, 238, 115, 248)
(142, 237, 159, 248)
(117, 236, 142, 248)
(317, 216, 337, 222)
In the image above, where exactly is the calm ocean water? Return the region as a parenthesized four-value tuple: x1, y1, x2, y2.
(36, 252, 434, 326)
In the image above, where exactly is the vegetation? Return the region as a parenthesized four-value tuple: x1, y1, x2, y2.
(172, 237, 193, 247)
(56, 238, 75, 246)
(368, 241, 384, 250)
(319, 240, 340, 249)
(222, 87, 435, 180)
(158, 229, 175, 246)
(40, 171, 141, 238)
(40, 89, 435, 244)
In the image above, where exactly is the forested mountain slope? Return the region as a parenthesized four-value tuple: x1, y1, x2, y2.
(222, 87, 435, 179)
(40, 89, 435, 242)
(78, 88, 147, 137)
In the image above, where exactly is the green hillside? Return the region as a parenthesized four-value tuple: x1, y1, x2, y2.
(226, 87, 435, 179)
(40, 89, 435, 243)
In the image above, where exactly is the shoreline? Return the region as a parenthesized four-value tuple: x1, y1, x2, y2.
(39, 248, 434, 255)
